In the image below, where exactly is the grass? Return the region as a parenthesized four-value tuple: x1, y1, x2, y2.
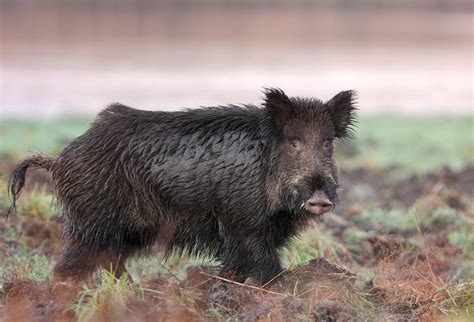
(433, 279, 474, 317)
(127, 252, 219, 282)
(16, 186, 57, 222)
(279, 223, 351, 267)
(0, 182, 56, 284)
(345, 116, 474, 171)
(353, 208, 419, 232)
(449, 227, 474, 255)
(0, 118, 90, 158)
(72, 271, 137, 322)
(0, 245, 54, 283)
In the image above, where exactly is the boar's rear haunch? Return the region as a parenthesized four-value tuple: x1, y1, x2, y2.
(7, 88, 357, 284)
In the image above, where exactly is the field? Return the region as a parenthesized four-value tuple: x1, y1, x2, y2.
(0, 116, 473, 321)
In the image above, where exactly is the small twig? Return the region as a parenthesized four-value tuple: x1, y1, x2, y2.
(188, 276, 214, 289)
(413, 269, 442, 290)
(431, 284, 458, 309)
(199, 272, 287, 297)
(140, 287, 165, 295)
(261, 268, 288, 288)
(416, 264, 448, 293)
(297, 287, 315, 298)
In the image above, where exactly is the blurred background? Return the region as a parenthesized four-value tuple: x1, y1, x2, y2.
(1, 0, 472, 118)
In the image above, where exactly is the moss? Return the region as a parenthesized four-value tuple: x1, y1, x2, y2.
(353, 209, 418, 232)
(449, 227, 474, 255)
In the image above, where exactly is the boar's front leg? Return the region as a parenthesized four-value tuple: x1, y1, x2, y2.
(219, 233, 282, 285)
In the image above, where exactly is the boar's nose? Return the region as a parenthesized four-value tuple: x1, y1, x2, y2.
(305, 198, 333, 216)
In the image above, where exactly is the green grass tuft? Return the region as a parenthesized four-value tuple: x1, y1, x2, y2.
(72, 270, 137, 321)
(353, 209, 418, 232)
(279, 223, 350, 267)
(449, 227, 474, 255)
(17, 186, 57, 222)
(0, 245, 53, 283)
(433, 279, 474, 318)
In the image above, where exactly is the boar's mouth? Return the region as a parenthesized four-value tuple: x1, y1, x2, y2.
(303, 192, 334, 216)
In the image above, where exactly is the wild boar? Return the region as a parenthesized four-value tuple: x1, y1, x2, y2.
(7, 88, 357, 284)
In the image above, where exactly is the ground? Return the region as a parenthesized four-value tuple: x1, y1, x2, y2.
(0, 116, 473, 321)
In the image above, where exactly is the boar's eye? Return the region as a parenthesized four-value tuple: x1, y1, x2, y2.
(322, 139, 333, 154)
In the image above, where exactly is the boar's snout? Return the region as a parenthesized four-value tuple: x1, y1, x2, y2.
(305, 192, 333, 216)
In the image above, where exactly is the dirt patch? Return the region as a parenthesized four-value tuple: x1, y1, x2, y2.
(0, 213, 62, 257)
(271, 258, 356, 301)
(358, 235, 409, 264)
(0, 250, 461, 321)
(2, 280, 79, 322)
(194, 259, 360, 321)
(369, 250, 454, 318)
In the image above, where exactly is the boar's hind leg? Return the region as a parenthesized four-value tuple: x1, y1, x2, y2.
(54, 244, 131, 281)
(53, 244, 101, 281)
(54, 221, 157, 281)
(219, 236, 282, 285)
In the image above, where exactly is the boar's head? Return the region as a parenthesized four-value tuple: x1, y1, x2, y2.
(265, 88, 357, 217)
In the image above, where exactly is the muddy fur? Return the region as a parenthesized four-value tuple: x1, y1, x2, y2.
(6, 88, 357, 284)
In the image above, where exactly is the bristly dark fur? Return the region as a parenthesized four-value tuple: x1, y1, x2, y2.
(6, 88, 358, 284)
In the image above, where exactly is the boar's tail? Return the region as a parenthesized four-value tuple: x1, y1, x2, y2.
(6, 153, 55, 218)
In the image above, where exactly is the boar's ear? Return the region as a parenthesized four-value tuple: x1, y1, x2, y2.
(263, 87, 292, 131)
(326, 90, 358, 138)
